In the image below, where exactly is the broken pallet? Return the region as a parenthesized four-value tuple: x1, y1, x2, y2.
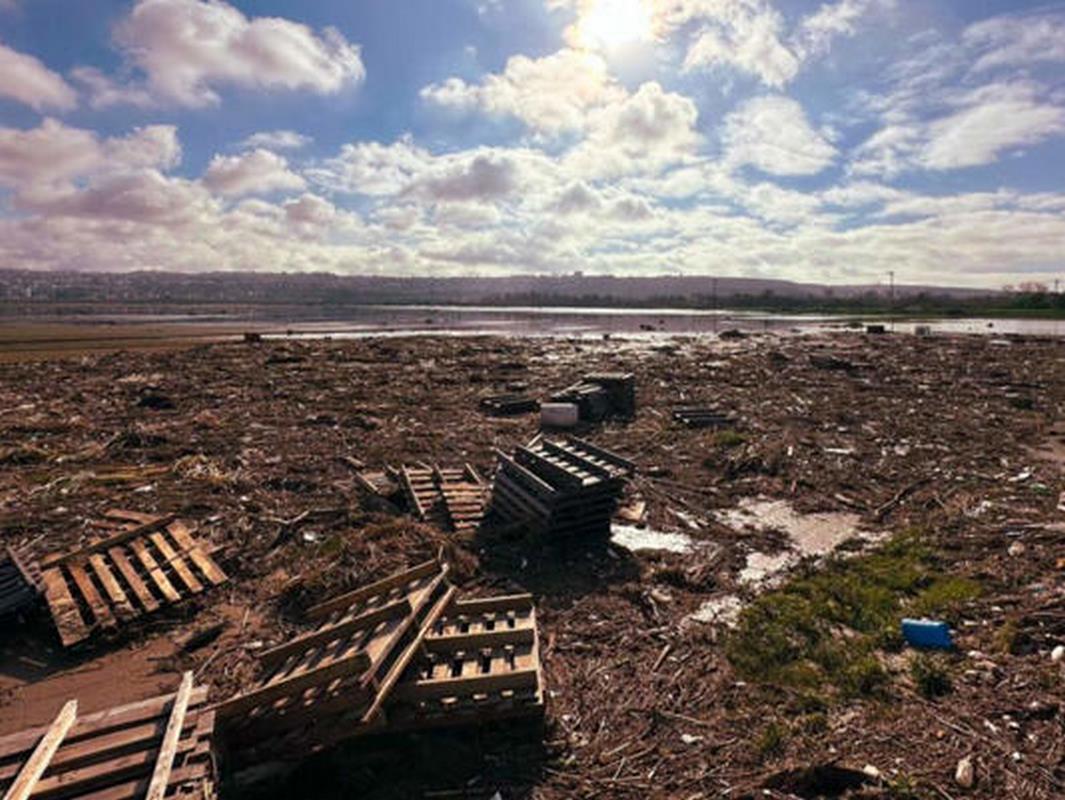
(388, 593, 544, 730)
(0, 672, 216, 800)
(0, 545, 42, 618)
(215, 559, 454, 761)
(400, 464, 487, 534)
(40, 510, 228, 648)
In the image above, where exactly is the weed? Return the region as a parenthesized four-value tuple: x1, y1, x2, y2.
(714, 429, 747, 448)
(910, 654, 953, 698)
(755, 721, 789, 761)
(725, 531, 978, 701)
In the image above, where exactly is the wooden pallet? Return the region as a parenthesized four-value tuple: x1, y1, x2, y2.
(216, 560, 455, 760)
(388, 594, 544, 730)
(479, 394, 539, 416)
(488, 436, 633, 539)
(0, 545, 42, 618)
(0, 672, 216, 800)
(399, 464, 486, 533)
(40, 510, 228, 648)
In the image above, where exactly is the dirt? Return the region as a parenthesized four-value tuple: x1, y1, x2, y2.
(0, 330, 1063, 799)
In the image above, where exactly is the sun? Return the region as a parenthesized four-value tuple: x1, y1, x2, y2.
(577, 0, 652, 50)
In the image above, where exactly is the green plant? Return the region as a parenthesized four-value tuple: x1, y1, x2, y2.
(714, 429, 747, 448)
(910, 654, 953, 698)
(755, 721, 788, 760)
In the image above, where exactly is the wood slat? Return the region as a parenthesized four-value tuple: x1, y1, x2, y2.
(41, 516, 175, 569)
(305, 560, 441, 622)
(105, 549, 157, 614)
(147, 533, 202, 595)
(144, 672, 192, 800)
(392, 667, 540, 702)
(40, 569, 89, 648)
(128, 539, 180, 604)
(164, 523, 226, 586)
(2, 700, 77, 800)
(66, 563, 115, 631)
(86, 556, 136, 623)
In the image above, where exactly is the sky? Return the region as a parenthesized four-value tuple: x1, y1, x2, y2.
(0, 0, 1064, 287)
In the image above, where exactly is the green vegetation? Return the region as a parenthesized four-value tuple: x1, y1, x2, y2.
(910, 654, 954, 699)
(725, 533, 980, 699)
(755, 720, 789, 761)
(713, 429, 748, 448)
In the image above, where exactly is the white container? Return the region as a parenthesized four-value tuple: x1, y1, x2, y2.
(541, 402, 579, 428)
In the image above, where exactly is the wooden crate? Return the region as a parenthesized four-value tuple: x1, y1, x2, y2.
(0, 545, 41, 618)
(387, 594, 544, 730)
(0, 672, 216, 800)
(216, 560, 455, 760)
(40, 510, 228, 648)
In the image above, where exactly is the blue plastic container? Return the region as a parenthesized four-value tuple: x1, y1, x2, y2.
(901, 618, 953, 650)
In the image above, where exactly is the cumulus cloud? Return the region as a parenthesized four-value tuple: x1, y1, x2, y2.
(80, 0, 365, 108)
(239, 130, 312, 151)
(0, 119, 180, 194)
(420, 48, 625, 135)
(0, 40, 77, 111)
(307, 137, 434, 196)
(722, 95, 837, 176)
(202, 149, 306, 197)
(566, 82, 701, 177)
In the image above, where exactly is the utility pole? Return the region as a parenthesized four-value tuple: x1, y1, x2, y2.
(889, 270, 895, 333)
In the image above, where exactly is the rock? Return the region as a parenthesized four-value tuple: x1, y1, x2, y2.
(1008, 541, 1026, 557)
(1052, 645, 1064, 663)
(861, 764, 880, 779)
(955, 756, 975, 788)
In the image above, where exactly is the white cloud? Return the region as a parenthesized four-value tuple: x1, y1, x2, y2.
(794, 0, 876, 58)
(239, 130, 312, 151)
(0, 40, 77, 111)
(421, 48, 626, 135)
(0, 119, 180, 194)
(964, 12, 1065, 72)
(566, 82, 701, 177)
(308, 137, 434, 196)
(921, 83, 1065, 170)
(82, 0, 364, 108)
(722, 95, 837, 176)
(202, 149, 306, 197)
(852, 82, 1065, 176)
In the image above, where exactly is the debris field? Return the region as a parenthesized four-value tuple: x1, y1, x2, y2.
(0, 330, 1063, 799)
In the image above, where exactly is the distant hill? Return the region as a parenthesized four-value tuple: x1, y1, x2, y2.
(0, 269, 999, 308)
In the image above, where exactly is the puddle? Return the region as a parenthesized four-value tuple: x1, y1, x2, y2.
(611, 524, 696, 554)
(716, 497, 869, 586)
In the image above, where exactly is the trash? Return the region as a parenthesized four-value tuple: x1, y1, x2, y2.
(550, 372, 635, 421)
(243, 332, 263, 343)
(1052, 645, 1064, 663)
(1008, 541, 1027, 557)
(915, 324, 933, 336)
(540, 402, 579, 428)
(955, 756, 975, 788)
(866, 324, 887, 334)
(902, 618, 954, 650)
(672, 407, 737, 428)
(480, 393, 539, 416)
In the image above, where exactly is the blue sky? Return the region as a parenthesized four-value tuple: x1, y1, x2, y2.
(0, 0, 1063, 286)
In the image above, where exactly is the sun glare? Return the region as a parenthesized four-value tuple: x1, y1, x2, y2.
(578, 0, 652, 50)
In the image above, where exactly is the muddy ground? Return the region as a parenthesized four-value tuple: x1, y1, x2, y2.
(0, 331, 1063, 799)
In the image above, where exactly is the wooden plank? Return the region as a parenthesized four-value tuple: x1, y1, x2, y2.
(392, 667, 540, 702)
(147, 532, 203, 595)
(87, 555, 136, 623)
(258, 597, 412, 672)
(305, 560, 441, 622)
(451, 594, 534, 614)
(103, 510, 159, 525)
(67, 562, 116, 630)
(165, 522, 227, 586)
(216, 649, 372, 721)
(39, 569, 89, 648)
(2, 699, 77, 800)
(424, 626, 535, 652)
(41, 516, 176, 569)
(360, 585, 455, 725)
(400, 467, 427, 520)
(129, 539, 181, 604)
(515, 447, 586, 490)
(107, 548, 158, 614)
(144, 672, 193, 800)
(565, 435, 636, 472)
(5, 547, 40, 593)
